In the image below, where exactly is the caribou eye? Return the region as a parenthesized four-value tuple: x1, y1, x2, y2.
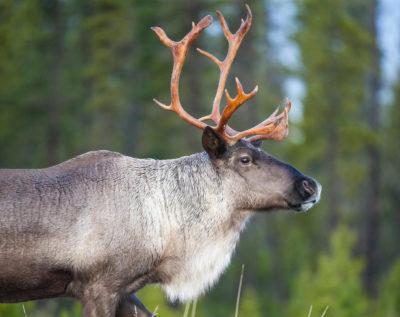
(240, 157, 251, 164)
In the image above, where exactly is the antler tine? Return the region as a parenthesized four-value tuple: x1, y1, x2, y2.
(152, 15, 213, 130)
(215, 78, 258, 140)
(241, 99, 292, 143)
(197, 4, 254, 127)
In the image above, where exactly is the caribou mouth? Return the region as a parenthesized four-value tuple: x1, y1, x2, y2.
(287, 200, 317, 212)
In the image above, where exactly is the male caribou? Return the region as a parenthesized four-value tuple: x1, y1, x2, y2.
(0, 5, 321, 317)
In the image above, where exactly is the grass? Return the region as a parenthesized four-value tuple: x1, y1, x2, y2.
(234, 264, 245, 317)
(181, 298, 198, 317)
(22, 304, 27, 317)
(321, 306, 329, 317)
(151, 305, 159, 316)
(308, 305, 330, 317)
(183, 302, 190, 317)
(191, 299, 197, 317)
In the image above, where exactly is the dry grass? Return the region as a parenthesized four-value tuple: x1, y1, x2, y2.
(234, 264, 245, 317)
(308, 305, 330, 317)
(22, 304, 27, 317)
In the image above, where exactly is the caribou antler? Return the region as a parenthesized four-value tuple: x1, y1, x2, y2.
(152, 5, 291, 145)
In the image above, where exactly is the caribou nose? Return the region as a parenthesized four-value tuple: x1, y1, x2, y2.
(296, 178, 319, 200)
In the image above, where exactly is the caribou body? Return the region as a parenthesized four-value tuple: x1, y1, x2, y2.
(0, 5, 321, 317)
(0, 131, 321, 316)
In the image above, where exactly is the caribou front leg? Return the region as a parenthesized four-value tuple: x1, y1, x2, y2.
(80, 284, 119, 317)
(116, 294, 153, 317)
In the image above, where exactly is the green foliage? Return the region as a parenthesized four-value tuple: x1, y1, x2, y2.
(137, 285, 188, 316)
(237, 287, 262, 317)
(381, 78, 400, 266)
(0, 302, 34, 317)
(376, 257, 400, 316)
(287, 226, 369, 317)
(59, 303, 82, 317)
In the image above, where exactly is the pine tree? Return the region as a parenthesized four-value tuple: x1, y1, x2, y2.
(293, 0, 371, 227)
(377, 257, 400, 316)
(363, 0, 383, 297)
(78, 0, 136, 152)
(287, 226, 369, 317)
(0, 0, 50, 168)
(379, 73, 400, 310)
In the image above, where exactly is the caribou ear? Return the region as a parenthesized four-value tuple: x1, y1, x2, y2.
(251, 139, 263, 148)
(202, 126, 227, 159)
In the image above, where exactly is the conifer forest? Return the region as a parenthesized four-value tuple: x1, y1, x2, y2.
(0, 0, 399, 316)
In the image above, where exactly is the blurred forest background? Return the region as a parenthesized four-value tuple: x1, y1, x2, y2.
(0, 0, 399, 316)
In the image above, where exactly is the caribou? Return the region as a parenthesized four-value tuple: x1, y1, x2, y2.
(0, 5, 321, 317)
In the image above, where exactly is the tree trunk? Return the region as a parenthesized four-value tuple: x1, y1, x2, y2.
(326, 119, 340, 228)
(365, 0, 381, 298)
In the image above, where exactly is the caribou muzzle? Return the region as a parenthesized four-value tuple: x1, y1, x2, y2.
(288, 177, 322, 212)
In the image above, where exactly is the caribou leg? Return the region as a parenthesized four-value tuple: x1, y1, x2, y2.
(116, 294, 153, 317)
(80, 284, 119, 317)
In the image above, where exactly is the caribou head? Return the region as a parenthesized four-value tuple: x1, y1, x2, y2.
(152, 5, 321, 215)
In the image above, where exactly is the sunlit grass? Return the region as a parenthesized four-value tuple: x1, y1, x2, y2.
(308, 305, 329, 317)
(234, 264, 245, 317)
